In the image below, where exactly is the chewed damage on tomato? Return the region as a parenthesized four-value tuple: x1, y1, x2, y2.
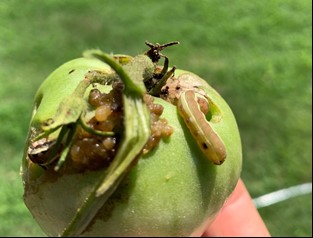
(26, 80, 174, 173)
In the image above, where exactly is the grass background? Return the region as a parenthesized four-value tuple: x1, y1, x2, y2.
(0, 0, 311, 236)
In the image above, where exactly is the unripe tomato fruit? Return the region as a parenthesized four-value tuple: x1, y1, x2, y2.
(21, 51, 242, 237)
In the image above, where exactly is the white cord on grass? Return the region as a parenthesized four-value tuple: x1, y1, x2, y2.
(253, 182, 312, 209)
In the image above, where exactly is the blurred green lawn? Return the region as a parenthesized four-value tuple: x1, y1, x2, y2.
(0, 0, 311, 236)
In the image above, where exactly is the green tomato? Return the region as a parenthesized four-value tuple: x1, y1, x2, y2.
(21, 55, 242, 237)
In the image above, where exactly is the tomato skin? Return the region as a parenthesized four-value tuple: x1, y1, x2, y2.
(30, 57, 111, 128)
(21, 58, 242, 237)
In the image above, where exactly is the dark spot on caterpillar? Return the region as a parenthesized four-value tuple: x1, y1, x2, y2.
(160, 87, 169, 96)
(202, 142, 208, 149)
(176, 86, 180, 90)
(214, 160, 224, 165)
(68, 69, 75, 74)
(42, 118, 54, 126)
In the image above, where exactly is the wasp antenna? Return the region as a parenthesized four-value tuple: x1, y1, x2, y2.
(162, 41, 180, 48)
